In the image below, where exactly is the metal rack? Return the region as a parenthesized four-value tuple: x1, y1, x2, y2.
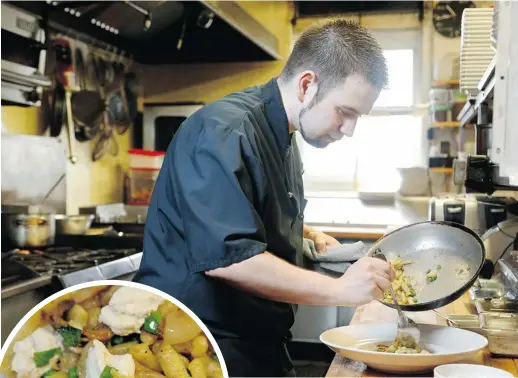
(457, 56, 497, 128)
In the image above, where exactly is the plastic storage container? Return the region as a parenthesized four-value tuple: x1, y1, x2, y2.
(127, 168, 160, 205)
(129, 149, 165, 169)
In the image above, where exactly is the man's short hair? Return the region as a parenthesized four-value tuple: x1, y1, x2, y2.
(279, 19, 388, 103)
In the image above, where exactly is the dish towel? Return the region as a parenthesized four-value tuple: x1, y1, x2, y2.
(302, 238, 366, 274)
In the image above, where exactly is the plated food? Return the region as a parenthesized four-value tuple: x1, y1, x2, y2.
(0, 285, 225, 378)
(320, 323, 488, 374)
(376, 334, 430, 354)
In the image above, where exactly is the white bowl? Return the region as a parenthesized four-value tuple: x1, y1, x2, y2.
(434, 364, 514, 378)
(320, 323, 488, 374)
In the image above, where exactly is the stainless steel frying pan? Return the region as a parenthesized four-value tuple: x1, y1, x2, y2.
(366, 221, 485, 311)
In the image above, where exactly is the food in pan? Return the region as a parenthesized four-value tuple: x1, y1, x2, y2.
(376, 334, 431, 354)
(426, 265, 440, 283)
(382, 257, 419, 305)
(1, 285, 224, 378)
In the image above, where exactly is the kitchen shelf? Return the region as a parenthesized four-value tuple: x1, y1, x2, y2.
(430, 167, 453, 173)
(432, 121, 460, 128)
(457, 56, 497, 127)
(432, 80, 460, 87)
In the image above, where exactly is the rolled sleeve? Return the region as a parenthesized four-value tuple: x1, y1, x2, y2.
(172, 121, 268, 273)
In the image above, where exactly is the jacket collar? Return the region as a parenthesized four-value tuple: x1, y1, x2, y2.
(261, 78, 291, 154)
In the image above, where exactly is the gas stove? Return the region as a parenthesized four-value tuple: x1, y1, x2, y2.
(1, 234, 143, 290)
(8, 246, 139, 276)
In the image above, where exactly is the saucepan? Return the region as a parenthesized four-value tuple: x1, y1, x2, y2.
(366, 221, 485, 311)
(55, 214, 95, 235)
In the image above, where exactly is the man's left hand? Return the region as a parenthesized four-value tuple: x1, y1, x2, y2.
(307, 231, 340, 254)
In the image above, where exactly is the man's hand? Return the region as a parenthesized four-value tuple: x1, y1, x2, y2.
(307, 230, 340, 253)
(331, 257, 396, 307)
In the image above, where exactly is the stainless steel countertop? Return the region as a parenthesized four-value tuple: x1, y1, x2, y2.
(1, 275, 53, 299)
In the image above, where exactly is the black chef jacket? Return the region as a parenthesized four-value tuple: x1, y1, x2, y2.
(134, 78, 306, 375)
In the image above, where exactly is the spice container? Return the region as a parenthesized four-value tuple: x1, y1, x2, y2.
(127, 168, 160, 205)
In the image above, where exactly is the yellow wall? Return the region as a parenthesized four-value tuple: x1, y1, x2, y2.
(143, 1, 294, 103)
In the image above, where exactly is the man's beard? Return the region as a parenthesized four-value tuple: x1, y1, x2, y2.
(298, 105, 328, 149)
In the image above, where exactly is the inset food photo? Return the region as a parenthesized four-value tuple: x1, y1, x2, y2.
(0, 281, 227, 378)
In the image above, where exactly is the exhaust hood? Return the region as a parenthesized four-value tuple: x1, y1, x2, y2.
(6, 1, 282, 64)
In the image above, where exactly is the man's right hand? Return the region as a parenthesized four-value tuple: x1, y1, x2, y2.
(332, 257, 395, 307)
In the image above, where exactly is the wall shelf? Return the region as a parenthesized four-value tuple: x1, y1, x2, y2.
(432, 80, 460, 87)
(432, 121, 460, 128)
(429, 167, 453, 173)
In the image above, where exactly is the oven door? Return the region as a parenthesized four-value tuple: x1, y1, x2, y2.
(143, 102, 204, 152)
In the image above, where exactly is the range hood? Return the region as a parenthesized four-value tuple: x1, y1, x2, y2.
(7, 1, 282, 64)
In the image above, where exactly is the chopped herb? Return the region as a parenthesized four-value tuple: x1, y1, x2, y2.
(34, 348, 62, 367)
(426, 269, 431, 274)
(427, 276, 438, 283)
(143, 311, 163, 335)
(111, 336, 125, 346)
(67, 367, 79, 378)
(58, 327, 81, 347)
(100, 366, 117, 378)
(436, 265, 441, 270)
(42, 369, 58, 377)
(212, 353, 219, 361)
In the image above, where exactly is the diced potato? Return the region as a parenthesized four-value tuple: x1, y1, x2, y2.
(141, 331, 159, 345)
(179, 354, 190, 368)
(67, 304, 88, 330)
(188, 358, 206, 378)
(86, 307, 101, 329)
(135, 361, 167, 378)
(157, 344, 190, 378)
(130, 343, 162, 372)
(172, 341, 192, 355)
(100, 286, 120, 306)
(163, 311, 202, 345)
(151, 341, 163, 356)
(157, 301, 179, 317)
(79, 294, 102, 309)
(108, 341, 139, 355)
(191, 336, 209, 358)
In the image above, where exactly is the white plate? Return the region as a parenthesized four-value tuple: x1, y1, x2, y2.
(320, 323, 488, 374)
(434, 364, 514, 378)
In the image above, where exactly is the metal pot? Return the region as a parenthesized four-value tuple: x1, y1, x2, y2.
(2, 213, 56, 248)
(55, 214, 94, 235)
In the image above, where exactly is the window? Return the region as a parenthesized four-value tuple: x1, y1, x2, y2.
(299, 29, 425, 195)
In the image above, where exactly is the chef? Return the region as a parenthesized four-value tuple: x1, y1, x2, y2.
(134, 19, 394, 377)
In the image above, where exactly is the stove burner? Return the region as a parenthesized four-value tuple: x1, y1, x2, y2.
(7, 246, 139, 276)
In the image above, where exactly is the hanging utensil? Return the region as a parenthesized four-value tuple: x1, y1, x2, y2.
(64, 89, 77, 164)
(71, 48, 104, 142)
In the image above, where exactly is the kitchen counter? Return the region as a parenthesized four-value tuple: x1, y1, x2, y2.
(313, 225, 386, 240)
(325, 293, 518, 377)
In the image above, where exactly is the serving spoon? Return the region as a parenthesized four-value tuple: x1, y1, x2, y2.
(374, 252, 421, 346)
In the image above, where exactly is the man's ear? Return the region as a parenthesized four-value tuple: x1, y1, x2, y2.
(297, 71, 317, 103)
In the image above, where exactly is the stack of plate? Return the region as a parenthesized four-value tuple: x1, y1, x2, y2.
(460, 7, 495, 95)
